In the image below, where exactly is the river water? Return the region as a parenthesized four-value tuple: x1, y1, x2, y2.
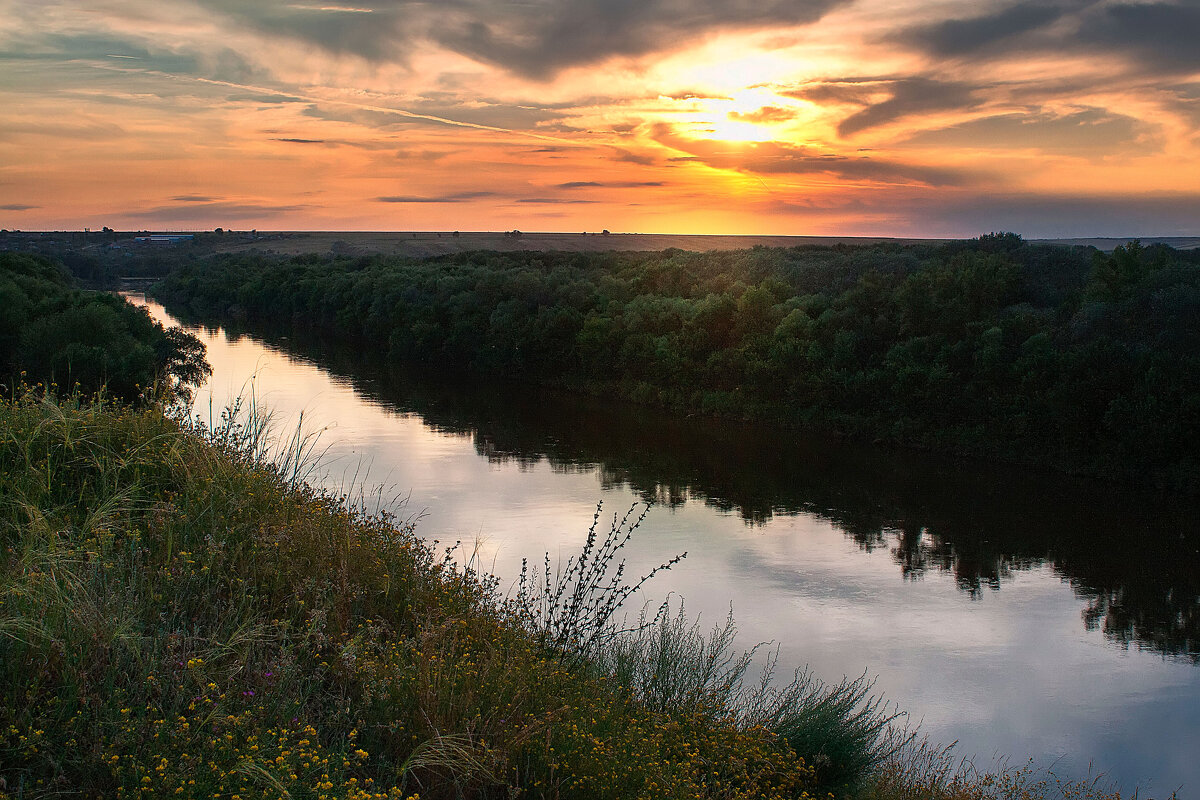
(135, 296, 1200, 797)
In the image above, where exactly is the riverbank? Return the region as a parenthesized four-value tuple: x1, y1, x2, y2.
(1, 392, 1145, 800)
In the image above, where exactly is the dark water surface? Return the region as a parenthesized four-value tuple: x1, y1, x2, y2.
(138, 296, 1200, 797)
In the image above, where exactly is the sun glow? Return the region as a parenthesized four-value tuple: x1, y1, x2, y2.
(675, 88, 794, 142)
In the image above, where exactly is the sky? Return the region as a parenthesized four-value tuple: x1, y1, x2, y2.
(2, 0, 1199, 237)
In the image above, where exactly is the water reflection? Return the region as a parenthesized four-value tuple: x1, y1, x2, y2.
(177, 310, 1200, 664)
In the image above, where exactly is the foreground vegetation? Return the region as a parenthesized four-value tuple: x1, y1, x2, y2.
(2, 391, 1144, 800)
(152, 235, 1200, 492)
(0, 390, 866, 799)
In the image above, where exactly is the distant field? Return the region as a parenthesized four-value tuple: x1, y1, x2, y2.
(202, 231, 1200, 257)
(6, 231, 1197, 264)
(205, 231, 942, 258)
(1035, 236, 1200, 251)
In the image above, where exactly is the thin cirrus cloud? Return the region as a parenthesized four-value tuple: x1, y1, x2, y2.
(376, 192, 499, 203)
(901, 108, 1149, 153)
(516, 198, 599, 204)
(556, 181, 666, 189)
(127, 202, 315, 222)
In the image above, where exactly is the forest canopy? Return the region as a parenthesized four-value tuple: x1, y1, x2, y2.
(152, 235, 1200, 492)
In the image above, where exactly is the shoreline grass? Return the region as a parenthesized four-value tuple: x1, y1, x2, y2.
(0, 390, 1159, 799)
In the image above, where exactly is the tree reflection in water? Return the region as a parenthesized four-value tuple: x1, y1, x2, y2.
(174, 311, 1200, 664)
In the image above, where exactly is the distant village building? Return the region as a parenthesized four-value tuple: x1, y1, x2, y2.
(134, 234, 194, 245)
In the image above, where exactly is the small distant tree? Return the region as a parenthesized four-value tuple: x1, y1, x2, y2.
(602, 229, 610, 236)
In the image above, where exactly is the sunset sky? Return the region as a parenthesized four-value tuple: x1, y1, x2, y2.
(3, 0, 1199, 237)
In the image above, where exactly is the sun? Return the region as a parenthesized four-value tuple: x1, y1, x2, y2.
(679, 89, 789, 143)
(699, 117, 775, 143)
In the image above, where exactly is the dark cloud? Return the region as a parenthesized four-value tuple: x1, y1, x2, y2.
(273, 138, 327, 144)
(195, 0, 847, 79)
(376, 192, 498, 203)
(611, 147, 657, 166)
(436, 0, 845, 79)
(515, 198, 599, 204)
(170, 195, 220, 203)
(837, 78, 979, 136)
(127, 201, 312, 222)
(650, 123, 966, 185)
(782, 77, 982, 137)
(557, 181, 665, 188)
(783, 79, 878, 106)
(894, 1, 1070, 57)
(893, 2, 1200, 78)
(902, 108, 1148, 153)
(0, 204, 38, 211)
(1076, 3, 1200, 74)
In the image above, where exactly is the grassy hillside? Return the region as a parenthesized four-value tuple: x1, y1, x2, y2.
(0, 391, 864, 799)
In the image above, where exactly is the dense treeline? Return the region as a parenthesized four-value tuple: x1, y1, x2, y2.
(154, 235, 1200, 491)
(0, 252, 209, 400)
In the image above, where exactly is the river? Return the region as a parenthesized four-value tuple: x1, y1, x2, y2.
(134, 295, 1200, 798)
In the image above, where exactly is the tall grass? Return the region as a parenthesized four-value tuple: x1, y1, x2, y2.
(857, 734, 1152, 800)
(590, 599, 907, 795)
(0, 389, 1160, 799)
(0, 389, 821, 799)
(509, 502, 685, 664)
